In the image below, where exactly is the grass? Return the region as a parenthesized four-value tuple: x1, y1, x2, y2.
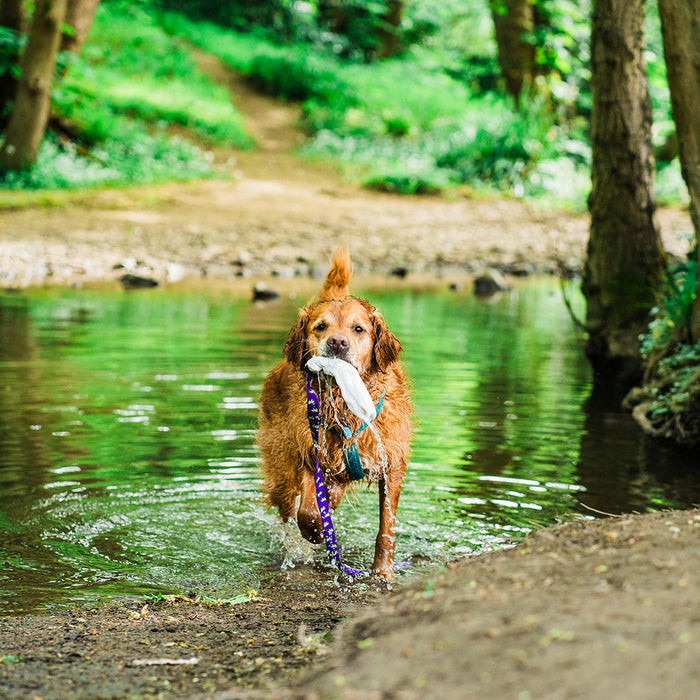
(1, 1, 252, 192)
(63, 4, 253, 148)
(0, 0, 680, 207)
(159, 11, 592, 203)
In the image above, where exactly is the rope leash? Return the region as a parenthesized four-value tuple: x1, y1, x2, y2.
(305, 372, 373, 578)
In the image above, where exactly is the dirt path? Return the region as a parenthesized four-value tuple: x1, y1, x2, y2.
(1, 57, 699, 700)
(0, 52, 693, 289)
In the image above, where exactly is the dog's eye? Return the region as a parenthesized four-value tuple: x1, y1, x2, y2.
(314, 322, 327, 332)
(354, 325, 365, 334)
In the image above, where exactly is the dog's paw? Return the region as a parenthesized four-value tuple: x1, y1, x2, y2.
(297, 511, 324, 545)
(371, 563, 395, 582)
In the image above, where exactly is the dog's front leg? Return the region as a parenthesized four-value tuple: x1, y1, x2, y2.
(372, 469, 403, 580)
(297, 468, 324, 544)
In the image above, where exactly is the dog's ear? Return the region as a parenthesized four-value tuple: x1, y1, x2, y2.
(372, 312, 402, 373)
(284, 309, 310, 368)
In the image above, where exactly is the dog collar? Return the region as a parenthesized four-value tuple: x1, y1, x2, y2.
(305, 369, 384, 481)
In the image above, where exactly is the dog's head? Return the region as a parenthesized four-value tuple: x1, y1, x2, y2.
(284, 297, 402, 375)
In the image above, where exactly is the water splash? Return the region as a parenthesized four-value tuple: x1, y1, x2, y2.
(1, 282, 698, 613)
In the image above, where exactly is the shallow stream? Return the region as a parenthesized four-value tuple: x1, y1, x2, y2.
(1, 279, 698, 614)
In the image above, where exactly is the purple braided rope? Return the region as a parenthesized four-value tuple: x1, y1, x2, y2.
(306, 373, 367, 578)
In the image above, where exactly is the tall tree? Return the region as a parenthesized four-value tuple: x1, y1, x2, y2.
(61, 0, 100, 55)
(582, 0, 666, 389)
(376, 0, 403, 59)
(657, 0, 700, 340)
(0, 0, 67, 172)
(489, 0, 536, 106)
(0, 0, 99, 172)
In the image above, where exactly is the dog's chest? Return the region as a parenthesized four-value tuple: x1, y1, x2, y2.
(316, 393, 385, 482)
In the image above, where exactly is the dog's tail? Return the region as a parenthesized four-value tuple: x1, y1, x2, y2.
(319, 247, 352, 301)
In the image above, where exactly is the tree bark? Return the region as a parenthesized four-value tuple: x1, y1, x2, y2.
(583, 0, 666, 390)
(377, 1, 403, 59)
(489, 0, 536, 106)
(0, 0, 68, 171)
(657, 0, 700, 340)
(61, 0, 101, 55)
(0, 0, 26, 122)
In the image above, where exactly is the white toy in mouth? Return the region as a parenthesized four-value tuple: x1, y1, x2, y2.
(306, 355, 377, 424)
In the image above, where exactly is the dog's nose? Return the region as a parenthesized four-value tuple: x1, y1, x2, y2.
(327, 335, 349, 353)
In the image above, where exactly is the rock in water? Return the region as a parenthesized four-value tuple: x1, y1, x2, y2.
(120, 274, 159, 289)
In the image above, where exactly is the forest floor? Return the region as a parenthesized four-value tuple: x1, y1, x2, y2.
(1, 59, 699, 700)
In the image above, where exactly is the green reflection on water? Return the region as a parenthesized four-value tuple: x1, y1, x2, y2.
(0, 281, 696, 614)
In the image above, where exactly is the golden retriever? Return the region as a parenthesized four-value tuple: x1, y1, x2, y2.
(258, 248, 412, 579)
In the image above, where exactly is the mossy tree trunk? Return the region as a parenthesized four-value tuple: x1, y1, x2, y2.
(657, 0, 700, 341)
(583, 0, 666, 390)
(0, 0, 67, 172)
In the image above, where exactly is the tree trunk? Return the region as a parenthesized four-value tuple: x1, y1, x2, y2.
(0, 0, 68, 172)
(583, 0, 665, 390)
(657, 0, 700, 341)
(61, 0, 101, 55)
(377, 1, 403, 59)
(489, 0, 536, 106)
(0, 0, 26, 123)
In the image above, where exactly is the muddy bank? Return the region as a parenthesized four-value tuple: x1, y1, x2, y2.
(1, 508, 698, 699)
(293, 507, 700, 700)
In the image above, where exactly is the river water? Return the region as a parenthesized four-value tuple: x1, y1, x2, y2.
(1, 279, 698, 614)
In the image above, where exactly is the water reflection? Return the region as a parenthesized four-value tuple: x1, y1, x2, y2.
(0, 281, 698, 614)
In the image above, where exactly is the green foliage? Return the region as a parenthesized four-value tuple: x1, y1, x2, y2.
(248, 47, 357, 104)
(158, 5, 591, 200)
(156, 0, 300, 36)
(1, 1, 252, 191)
(640, 256, 698, 357)
(638, 339, 700, 441)
(0, 0, 680, 202)
(0, 656, 21, 664)
(1, 132, 213, 190)
(153, 1, 678, 203)
(364, 164, 451, 195)
(0, 26, 22, 79)
(634, 248, 700, 446)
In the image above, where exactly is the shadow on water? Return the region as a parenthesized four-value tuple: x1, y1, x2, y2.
(0, 279, 698, 614)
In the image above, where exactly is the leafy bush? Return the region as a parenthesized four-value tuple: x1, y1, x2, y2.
(1, 132, 213, 190)
(640, 256, 698, 357)
(1, 1, 252, 191)
(248, 48, 356, 104)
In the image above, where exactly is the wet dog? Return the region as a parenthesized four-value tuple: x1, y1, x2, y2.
(258, 248, 412, 579)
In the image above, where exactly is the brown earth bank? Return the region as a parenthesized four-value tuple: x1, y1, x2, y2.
(1, 508, 698, 700)
(0, 177, 693, 292)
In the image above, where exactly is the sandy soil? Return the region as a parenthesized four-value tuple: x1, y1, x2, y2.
(1, 58, 699, 700)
